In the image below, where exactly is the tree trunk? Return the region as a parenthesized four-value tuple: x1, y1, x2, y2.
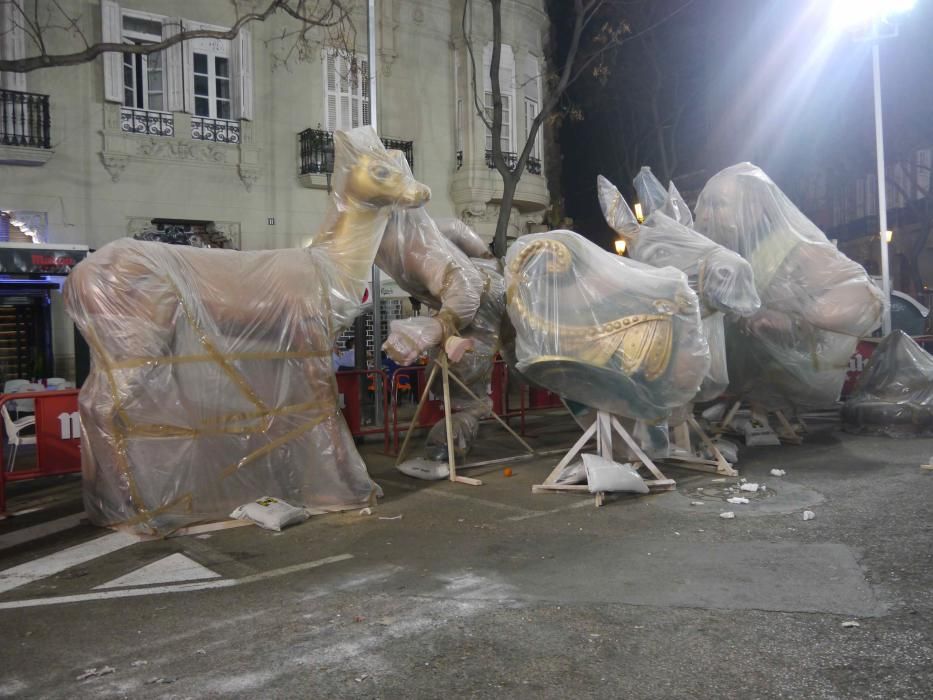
(494, 174, 519, 258)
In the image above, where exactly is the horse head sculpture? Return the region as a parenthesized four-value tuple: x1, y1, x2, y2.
(597, 174, 760, 319)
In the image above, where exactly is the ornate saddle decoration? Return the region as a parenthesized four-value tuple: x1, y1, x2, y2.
(507, 238, 677, 381)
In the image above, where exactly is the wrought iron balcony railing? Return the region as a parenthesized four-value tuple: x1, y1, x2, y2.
(299, 129, 414, 175)
(456, 150, 463, 170)
(192, 116, 240, 144)
(483, 150, 542, 174)
(0, 89, 51, 149)
(121, 107, 174, 137)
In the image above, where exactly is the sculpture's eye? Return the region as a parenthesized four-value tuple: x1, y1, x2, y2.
(370, 164, 392, 180)
(654, 247, 671, 261)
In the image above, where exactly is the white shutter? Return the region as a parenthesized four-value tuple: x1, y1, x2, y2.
(0, 2, 26, 91)
(232, 27, 253, 120)
(101, 0, 123, 103)
(181, 19, 194, 113)
(161, 17, 184, 112)
(501, 46, 515, 152)
(324, 49, 338, 130)
(360, 58, 370, 126)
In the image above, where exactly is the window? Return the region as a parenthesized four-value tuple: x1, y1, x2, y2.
(324, 50, 370, 131)
(122, 14, 164, 111)
(482, 43, 515, 153)
(101, 2, 252, 121)
(191, 39, 232, 120)
(0, 2, 27, 92)
(523, 54, 542, 161)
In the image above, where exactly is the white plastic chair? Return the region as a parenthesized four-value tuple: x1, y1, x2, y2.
(11, 383, 44, 415)
(2, 403, 36, 472)
(3, 379, 29, 417)
(46, 378, 67, 390)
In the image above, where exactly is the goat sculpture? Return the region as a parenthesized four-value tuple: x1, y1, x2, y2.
(65, 127, 431, 535)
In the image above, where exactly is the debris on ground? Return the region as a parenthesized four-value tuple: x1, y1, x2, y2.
(803, 510, 816, 521)
(359, 507, 373, 516)
(76, 667, 115, 681)
(739, 483, 759, 492)
(353, 615, 366, 623)
(145, 677, 176, 685)
(503, 468, 513, 477)
(719, 512, 736, 519)
(691, 501, 705, 506)
(726, 496, 750, 505)
(130, 660, 148, 668)
(770, 469, 786, 476)
(378, 514, 403, 520)
(841, 620, 860, 628)
(355, 674, 370, 683)
(229, 497, 310, 531)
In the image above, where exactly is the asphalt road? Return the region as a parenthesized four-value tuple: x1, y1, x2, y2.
(0, 415, 930, 699)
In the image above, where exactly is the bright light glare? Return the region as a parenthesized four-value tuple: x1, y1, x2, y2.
(829, 0, 917, 30)
(614, 239, 627, 255)
(633, 202, 644, 223)
(885, 229, 894, 242)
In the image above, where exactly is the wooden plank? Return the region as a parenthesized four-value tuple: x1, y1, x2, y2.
(395, 362, 439, 466)
(440, 354, 458, 483)
(453, 475, 482, 486)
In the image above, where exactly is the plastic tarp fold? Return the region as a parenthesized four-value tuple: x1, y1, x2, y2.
(843, 331, 933, 437)
(694, 163, 883, 410)
(505, 230, 709, 422)
(65, 126, 431, 535)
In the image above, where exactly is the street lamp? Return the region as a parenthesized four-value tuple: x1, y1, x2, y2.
(829, 0, 917, 336)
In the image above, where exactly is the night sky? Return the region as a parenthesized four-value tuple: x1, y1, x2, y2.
(550, 0, 933, 249)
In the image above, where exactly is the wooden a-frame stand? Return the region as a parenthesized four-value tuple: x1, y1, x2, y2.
(532, 411, 676, 507)
(395, 353, 548, 487)
(713, 400, 804, 445)
(665, 414, 738, 476)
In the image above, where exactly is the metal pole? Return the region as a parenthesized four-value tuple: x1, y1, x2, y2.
(872, 33, 892, 336)
(367, 0, 383, 423)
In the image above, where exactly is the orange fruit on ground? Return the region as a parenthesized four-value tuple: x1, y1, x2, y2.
(503, 468, 513, 477)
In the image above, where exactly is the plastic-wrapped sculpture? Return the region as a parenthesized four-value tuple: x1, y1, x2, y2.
(65, 127, 431, 535)
(598, 171, 760, 401)
(694, 163, 884, 410)
(375, 154, 507, 461)
(843, 331, 933, 437)
(505, 230, 710, 423)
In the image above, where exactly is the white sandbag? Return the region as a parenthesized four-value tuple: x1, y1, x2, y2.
(396, 458, 450, 481)
(230, 497, 310, 532)
(582, 454, 649, 494)
(555, 460, 587, 485)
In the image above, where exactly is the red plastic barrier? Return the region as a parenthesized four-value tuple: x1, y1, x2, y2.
(334, 368, 389, 451)
(1, 390, 81, 515)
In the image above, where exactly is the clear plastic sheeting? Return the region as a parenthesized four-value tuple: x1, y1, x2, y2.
(695, 163, 884, 410)
(695, 163, 883, 338)
(376, 155, 485, 363)
(598, 175, 760, 318)
(505, 230, 710, 421)
(633, 166, 694, 227)
(375, 170, 506, 459)
(64, 126, 431, 535)
(843, 331, 933, 438)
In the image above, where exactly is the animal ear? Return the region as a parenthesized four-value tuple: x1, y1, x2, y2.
(633, 166, 667, 218)
(597, 175, 639, 239)
(663, 182, 695, 228)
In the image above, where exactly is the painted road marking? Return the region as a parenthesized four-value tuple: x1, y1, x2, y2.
(0, 553, 354, 610)
(379, 478, 533, 514)
(94, 553, 221, 590)
(0, 513, 85, 552)
(0, 532, 137, 594)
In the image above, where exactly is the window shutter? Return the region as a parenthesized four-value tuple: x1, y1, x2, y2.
(181, 19, 194, 113)
(161, 17, 184, 112)
(232, 27, 253, 120)
(324, 49, 338, 131)
(360, 58, 370, 126)
(101, 0, 123, 103)
(500, 46, 514, 152)
(0, 3, 26, 91)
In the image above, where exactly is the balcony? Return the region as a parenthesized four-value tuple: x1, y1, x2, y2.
(298, 128, 414, 188)
(483, 150, 542, 175)
(191, 116, 240, 144)
(0, 89, 52, 165)
(121, 107, 174, 137)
